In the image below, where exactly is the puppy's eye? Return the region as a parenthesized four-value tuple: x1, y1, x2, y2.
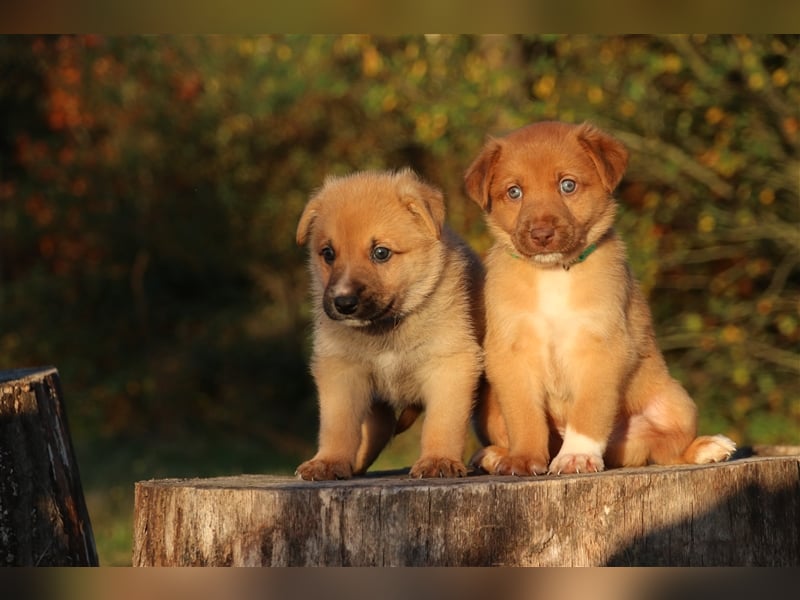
(320, 246, 335, 264)
(371, 246, 392, 263)
(507, 185, 523, 201)
(560, 178, 577, 195)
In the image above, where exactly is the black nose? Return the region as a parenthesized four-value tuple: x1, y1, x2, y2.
(333, 295, 359, 315)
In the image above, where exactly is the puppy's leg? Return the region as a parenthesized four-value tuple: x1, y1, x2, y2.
(481, 349, 551, 476)
(353, 401, 397, 475)
(410, 355, 477, 478)
(296, 357, 371, 480)
(469, 383, 514, 473)
(549, 339, 624, 475)
(472, 382, 509, 448)
(606, 366, 735, 467)
(644, 376, 735, 464)
(495, 391, 550, 475)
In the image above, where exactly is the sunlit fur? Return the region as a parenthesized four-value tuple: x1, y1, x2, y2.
(295, 169, 485, 480)
(465, 121, 735, 476)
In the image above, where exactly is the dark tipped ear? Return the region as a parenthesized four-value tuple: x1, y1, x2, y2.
(576, 123, 629, 193)
(464, 139, 501, 210)
(296, 193, 322, 245)
(398, 169, 445, 238)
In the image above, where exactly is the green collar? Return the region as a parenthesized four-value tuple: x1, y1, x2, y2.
(563, 242, 598, 270)
(507, 242, 598, 271)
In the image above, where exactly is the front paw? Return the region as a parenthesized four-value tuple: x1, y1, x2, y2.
(548, 452, 604, 475)
(409, 456, 467, 478)
(469, 445, 508, 473)
(296, 458, 353, 481)
(494, 454, 549, 476)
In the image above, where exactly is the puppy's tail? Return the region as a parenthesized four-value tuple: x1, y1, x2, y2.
(395, 405, 423, 434)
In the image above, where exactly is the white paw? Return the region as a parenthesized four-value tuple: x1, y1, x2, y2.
(548, 452, 604, 475)
(693, 434, 737, 463)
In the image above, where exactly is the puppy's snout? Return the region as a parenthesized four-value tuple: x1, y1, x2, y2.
(333, 294, 359, 315)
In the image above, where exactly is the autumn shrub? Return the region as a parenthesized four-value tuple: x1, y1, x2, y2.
(1, 34, 797, 450)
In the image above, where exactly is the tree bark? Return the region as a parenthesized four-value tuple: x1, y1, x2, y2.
(133, 449, 799, 567)
(0, 367, 98, 566)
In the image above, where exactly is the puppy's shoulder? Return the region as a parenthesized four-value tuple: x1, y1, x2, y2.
(440, 226, 484, 281)
(484, 243, 534, 280)
(591, 234, 632, 281)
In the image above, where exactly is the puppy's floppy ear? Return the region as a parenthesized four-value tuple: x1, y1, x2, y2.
(464, 138, 501, 210)
(397, 169, 446, 238)
(576, 122, 629, 193)
(296, 191, 323, 246)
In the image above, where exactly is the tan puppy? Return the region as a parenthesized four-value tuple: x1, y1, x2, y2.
(465, 121, 735, 475)
(295, 169, 484, 480)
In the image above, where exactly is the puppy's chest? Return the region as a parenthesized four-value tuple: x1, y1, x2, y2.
(368, 348, 423, 403)
(519, 269, 593, 342)
(495, 269, 608, 358)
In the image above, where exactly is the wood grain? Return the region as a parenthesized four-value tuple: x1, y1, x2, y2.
(0, 367, 98, 566)
(133, 452, 799, 566)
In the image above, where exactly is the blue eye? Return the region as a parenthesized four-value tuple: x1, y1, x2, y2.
(371, 246, 392, 263)
(507, 185, 523, 200)
(560, 178, 577, 194)
(320, 246, 335, 264)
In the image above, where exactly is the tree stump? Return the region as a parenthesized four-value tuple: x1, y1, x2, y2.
(0, 367, 98, 566)
(133, 449, 799, 566)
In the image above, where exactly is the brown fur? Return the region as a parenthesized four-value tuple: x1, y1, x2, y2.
(465, 121, 735, 475)
(295, 169, 485, 480)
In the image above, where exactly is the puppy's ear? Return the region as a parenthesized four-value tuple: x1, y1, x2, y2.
(464, 139, 501, 210)
(576, 123, 629, 193)
(296, 193, 322, 246)
(397, 169, 445, 238)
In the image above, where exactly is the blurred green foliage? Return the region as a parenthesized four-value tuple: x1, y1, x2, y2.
(1, 35, 798, 563)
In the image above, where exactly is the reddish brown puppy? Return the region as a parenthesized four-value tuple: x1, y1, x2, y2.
(466, 121, 735, 475)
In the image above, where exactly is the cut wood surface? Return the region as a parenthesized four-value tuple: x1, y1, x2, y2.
(0, 367, 98, 566)
(133, 450, 799, 567)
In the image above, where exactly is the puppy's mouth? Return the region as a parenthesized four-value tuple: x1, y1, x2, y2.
(323, 294, 398, 327)
(526, 251, 568, 266)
